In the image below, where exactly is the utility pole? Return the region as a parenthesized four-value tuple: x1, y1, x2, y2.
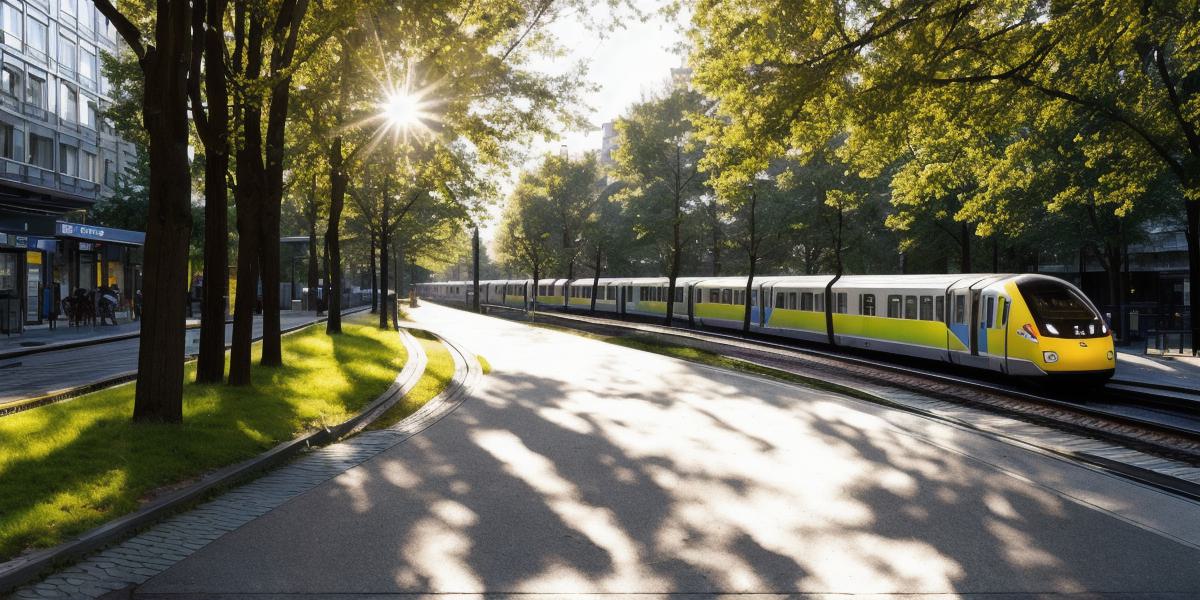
(473, 225, 481, 313)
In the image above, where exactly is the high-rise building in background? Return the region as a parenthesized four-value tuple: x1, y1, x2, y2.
(0, 0, 141, 334)
(671, 67, 693, 90)
(598, 120, 619, 169)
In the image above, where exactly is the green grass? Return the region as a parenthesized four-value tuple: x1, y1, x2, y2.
(0, 312, 406, 561)
(367, 330, 456, 430)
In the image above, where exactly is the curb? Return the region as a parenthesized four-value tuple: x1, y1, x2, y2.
(0, 319, 425, 595)
(0, 307, 371, 417)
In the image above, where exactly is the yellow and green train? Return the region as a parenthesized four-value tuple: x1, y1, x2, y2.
(417, 273, 1116, 380)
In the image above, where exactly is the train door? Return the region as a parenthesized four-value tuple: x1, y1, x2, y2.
(947, 279, 989, 368)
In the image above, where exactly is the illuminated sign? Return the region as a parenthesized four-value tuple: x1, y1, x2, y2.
(56, 222, 145, 245)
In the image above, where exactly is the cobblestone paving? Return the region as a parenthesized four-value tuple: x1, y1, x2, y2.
(10, 331, 474, 600)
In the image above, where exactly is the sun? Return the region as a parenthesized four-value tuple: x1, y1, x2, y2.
(383, 92, 422, 129)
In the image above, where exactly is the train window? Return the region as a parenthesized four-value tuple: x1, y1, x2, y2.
(674, 288, 682, 302)
(776, 292, 785, 308)
(836, 293, 848, 314)
(788, 292, 798, 309)
(815, 293, 824, 312)
(752, 290, 758, 306)
(920, 296, 934, 320)
(801, 292, 814, 311)
(985, 296, 995, 328)
(1000, 297, 1009, 325)
(936, 296, 945, 322)
(861, 294, 875, 316)
(904, 296, 917, 319)
(696, 289, 703, 303)
(886, 295, 901, 318)
(954, 295, 966, 324)
(721, 289, 731, 304)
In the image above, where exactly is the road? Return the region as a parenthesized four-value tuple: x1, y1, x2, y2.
(136, 302, 1200, 597)
(0, 312, 336, 404)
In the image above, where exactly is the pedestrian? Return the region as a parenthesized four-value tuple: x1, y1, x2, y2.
(133, 289, 142, 321)
(46, 283, 60, 330)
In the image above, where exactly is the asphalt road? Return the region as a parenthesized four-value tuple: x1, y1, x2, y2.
(137, 302, 1200, 598)
(0, 312, 329, 403)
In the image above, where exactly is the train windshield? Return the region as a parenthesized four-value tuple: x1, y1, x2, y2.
(1016, 279, 1109, 338)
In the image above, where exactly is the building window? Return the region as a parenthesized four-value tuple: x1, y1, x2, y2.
(79, 46, 95, 82)
(27, 74, 45, 107)
(81, 150, 95, 180)
(60, 85, 77, 122)
(26, 14, 46, 56)
(0, 66, 18, 97)
(1, 2, 21, 47)
(102, 157, 114, 186)
(58, 35, 75, 72)
(28, 133, 52, 168)
(0, 122, 13, 159)
(59, 143, 78, 176)
(83, 98, 96, 127)
(60, 0, 75, 18)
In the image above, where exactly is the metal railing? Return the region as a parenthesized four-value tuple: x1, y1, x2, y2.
(1145, 330, 1195, 356)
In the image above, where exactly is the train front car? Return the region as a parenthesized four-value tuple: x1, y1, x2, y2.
(1006, 275, 1115, 381)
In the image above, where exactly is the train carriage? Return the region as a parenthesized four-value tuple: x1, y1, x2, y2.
(417, 271, 1114, 381)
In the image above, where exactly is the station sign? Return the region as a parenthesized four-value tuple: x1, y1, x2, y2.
(56, 222, 146, 246)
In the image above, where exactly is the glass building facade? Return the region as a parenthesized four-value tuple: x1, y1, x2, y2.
(0, 0, 140, 333)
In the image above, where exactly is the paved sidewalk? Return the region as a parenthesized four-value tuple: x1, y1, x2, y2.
(0, 320, 146, 355)
(122, 303, 1200, 597)
(0, 311, 332, 405)
(1116, 349, 1200, 387)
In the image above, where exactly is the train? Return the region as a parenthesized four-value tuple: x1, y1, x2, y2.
(416, 274, 1117, 380)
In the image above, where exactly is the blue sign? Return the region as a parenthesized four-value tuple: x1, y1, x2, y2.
(56, 222, 146, 246)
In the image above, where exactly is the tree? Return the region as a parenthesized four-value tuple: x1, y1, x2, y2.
(495, 177, 559, 304)
(612, 87, 709, 324)
(691, 0, 1200, 351)
(189, 0, 232, 383)
(91, 0, 195, 422)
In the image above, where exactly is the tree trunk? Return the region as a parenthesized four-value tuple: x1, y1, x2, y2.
(590, 243, 602, 313)
(228, 13, 265, 386)
(306, 176, 319, 313)
(258, 0, 308, 367)
(131, 0, 194, 421)
(369, 231, 378, 314)
(194, 0, 230, 384)
(1187, 199, 1199, 355)
(379, 180, 390, 330)
(325, 140, 346, 335)
(665, 147, 682, 326)
(960, 222, 972, 273)
(742, 187, 757, 334)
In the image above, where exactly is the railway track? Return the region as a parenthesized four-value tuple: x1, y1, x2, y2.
(446, 300, 1200, 500)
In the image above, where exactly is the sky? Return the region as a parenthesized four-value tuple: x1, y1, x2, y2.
(480, 1, 689, 242)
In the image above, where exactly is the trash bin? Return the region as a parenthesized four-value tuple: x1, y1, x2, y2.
(290, 299, 302, 311)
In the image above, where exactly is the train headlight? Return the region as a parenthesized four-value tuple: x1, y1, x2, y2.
(1107, 351, 1114, 361)
(1042, 351, 1059, 364)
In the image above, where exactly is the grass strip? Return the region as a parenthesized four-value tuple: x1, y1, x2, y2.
(0, 312, 405, 561)
(527, 322, 881, 402)
(367, 330, 457, 430)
